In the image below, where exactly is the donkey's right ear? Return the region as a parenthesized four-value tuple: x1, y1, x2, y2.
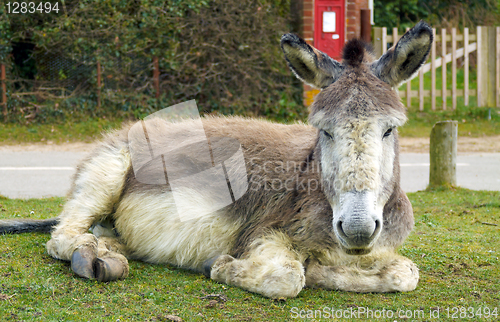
(371, 21, 433, 87)
(281, 34, 344, 89)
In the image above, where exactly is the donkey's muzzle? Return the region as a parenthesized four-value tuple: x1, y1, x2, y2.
(333, 191, 383, 253)
(336, 217, 381, 247)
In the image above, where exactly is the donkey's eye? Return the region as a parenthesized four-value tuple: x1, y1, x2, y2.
(383, 128, 393, 138)
(321, 130, 333, 140)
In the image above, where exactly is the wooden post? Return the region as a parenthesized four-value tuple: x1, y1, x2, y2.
(429, 121, 457, 188)
(486, 27, 497, 107)
(477, 26, 483, 106)
(497, 27, 500, 108)
(97, 62, 101, 109)
(392, 27, 398, 44)
(1, 63, 6, 118)
(431, 28, 436, 110)
(153, 56, 160, 99)
(419, 67, 424, 111)
(451, 28, 457, 110)
(419, 28, 424, 111)
(478, 26, 498, 107)
(360, 9, 371, 44)
(464, 28, 469, 106)
(381, 27, 387, 54)
(406, 27, 411, 108)
(374, 27, 383, 57)
(441, 28, 447, 110)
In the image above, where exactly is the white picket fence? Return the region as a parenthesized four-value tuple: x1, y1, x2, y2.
(374, 26, 500, 110)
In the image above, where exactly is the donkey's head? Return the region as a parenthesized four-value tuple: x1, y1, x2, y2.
(281, 22, 432, 255)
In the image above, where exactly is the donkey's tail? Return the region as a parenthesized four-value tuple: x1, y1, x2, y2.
(0, 217, 59, 234)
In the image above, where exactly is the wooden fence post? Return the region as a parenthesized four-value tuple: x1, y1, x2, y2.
(486, 27, 497, 107)
(477, 26, 483, 106)
(441, 28, 447, 110)
(429, 121, 458, 187)
(431, 28, 436, 110)
(464, 28, 469, 106)
(374, 27, 381, 57)
(1, 63, 6, 118)
(497, 27, 500, 108)
(451, 28, 457, 110)
(406, 27, 411, 109)
(477, 26, 499, 107)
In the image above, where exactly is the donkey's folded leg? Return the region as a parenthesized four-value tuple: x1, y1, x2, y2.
(94, 236, 129, 282)
(46, 142, 131, 280)
(206, 233, 306, 299)
(305, 253, 419, 293)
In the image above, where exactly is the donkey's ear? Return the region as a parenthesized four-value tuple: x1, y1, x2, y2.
(371, 21, 433, 87)
(281, 33, 344, 89)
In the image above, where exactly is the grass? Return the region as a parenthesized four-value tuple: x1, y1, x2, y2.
(0, 118, 125, 145)
(0, 188, 498, 321)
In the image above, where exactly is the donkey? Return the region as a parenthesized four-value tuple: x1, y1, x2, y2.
(0, 22, 432, 298)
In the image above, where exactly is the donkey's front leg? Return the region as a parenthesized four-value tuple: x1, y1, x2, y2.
(305, 252, 419, 293)
(206, 232, 306, 299)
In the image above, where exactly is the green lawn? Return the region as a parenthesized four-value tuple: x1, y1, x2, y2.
(0, 188, 498, 321)
(0, 118, 125, 145)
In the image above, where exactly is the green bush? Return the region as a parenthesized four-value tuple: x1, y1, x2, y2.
(1, 0, 305, 124)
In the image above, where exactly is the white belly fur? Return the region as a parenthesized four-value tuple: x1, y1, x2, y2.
(113, 191, 242, 271)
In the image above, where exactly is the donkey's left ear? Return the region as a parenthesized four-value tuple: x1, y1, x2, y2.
(371, 21, 433, 87)
(281, 33, 344, 89)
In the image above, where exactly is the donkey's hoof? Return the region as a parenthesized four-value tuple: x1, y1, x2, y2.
(94, 257, 129, 282)
(202, 256, 220, 278)
(71, 247, 97, 279)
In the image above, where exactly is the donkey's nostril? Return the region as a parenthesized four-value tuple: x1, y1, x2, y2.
(372, 219, 381, 238)
(336, 221, 347, 238)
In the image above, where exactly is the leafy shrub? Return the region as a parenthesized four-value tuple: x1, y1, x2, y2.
(1, 0, 305, 124)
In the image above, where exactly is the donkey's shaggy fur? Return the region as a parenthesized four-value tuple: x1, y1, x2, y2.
(1, 22, 433, 299)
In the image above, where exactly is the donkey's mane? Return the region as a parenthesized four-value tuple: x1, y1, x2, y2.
(342, 39, 373, 67)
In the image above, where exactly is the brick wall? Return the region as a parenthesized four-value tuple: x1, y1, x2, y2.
(346, 0, 369, 40)
(302, 0, 314, 45)
(301, 0, 317, 105)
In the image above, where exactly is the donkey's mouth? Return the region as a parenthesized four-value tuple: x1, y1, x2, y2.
(342, 247, 372, 256)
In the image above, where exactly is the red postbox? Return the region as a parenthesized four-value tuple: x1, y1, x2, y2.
(314, 0, 345, 60)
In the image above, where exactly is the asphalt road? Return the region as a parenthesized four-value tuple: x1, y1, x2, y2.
(0, 150, 499, 199)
